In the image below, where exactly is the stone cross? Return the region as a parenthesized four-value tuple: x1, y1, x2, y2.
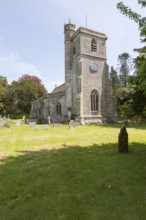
(47, 116, 51, 124)
(118, 125, 128, 152)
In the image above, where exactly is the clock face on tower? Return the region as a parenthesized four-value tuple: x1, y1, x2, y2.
(89, 63, 98, 72)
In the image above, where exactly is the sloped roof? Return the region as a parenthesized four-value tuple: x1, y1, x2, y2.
(51, 83, 65, 93)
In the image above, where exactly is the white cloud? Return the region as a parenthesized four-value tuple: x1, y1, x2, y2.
(0, 51, 41, 83)
(0, 0, 145, 93)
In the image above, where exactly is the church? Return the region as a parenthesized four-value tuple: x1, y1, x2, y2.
(30, 23, 116, 124)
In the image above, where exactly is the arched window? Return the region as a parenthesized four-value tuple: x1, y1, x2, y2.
(91, 39, 97, 52)
(56, 103, 61, 115)
(91, 90, 98, 111)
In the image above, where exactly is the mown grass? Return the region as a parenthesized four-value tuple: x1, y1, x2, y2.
(0, 123, 146, 220)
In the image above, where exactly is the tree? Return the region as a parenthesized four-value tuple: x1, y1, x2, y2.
(117, 1, 146, 118)
(110, 66, 119, 92)
(10, 74, 47, 115)
(0, 76, 9, 115)
(18, 74, 42, 84)
(110, 53, 133, 118)
(117, 1, 146, 61)
(116, 87, 135, 118)
(109, 66, 119, 112)
(117, 52, 132, 87)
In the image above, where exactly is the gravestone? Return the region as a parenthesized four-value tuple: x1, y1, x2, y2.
(34, 125, 40, 130)
(53, 123, 61, 127)
(118, 125, 128, 152)
(29, 122, 36, 128)
(44, 125, 49, 130)
(16, 121, 22, 127)
(67, 110, 71, 121)
(0, 120, 4, 127)
(0, 118, 7, 126)
(80, 118, 85, 125)
(21, 115, 26, 124)
(22, 115, 25, 121)
(69, 120, 77, 129)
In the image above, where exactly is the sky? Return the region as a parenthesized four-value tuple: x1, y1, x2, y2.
(0, 0, 145, 92)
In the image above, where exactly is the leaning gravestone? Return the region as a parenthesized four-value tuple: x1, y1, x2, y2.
(69, 120, 77, 129)
(118, 125, 128, 152)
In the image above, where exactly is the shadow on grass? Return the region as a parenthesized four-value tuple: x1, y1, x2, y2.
(0, 143, 146, 220)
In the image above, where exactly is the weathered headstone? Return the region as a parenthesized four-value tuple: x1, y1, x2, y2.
(0, 118, 7, 126)
(53, 123, 61, 127)
(69, 120, 77, 129)
(0, 120, 4, 127)
(22, 115, 25, 121)
(29, 122, 36, 128)
(44, 125, 49, 130)
(16, 121, 22, 127)
(80, 118, 85, 125)
(21, 115, 26, 124)
(67, 110, 71, 121)
(34, 125, 40, 130)
(118, 125, 128, 152)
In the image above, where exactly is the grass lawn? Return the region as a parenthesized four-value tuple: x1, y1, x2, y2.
(0, 122, 146, 220)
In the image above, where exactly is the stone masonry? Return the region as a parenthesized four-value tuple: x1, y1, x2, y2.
(30, 23, 116, 124)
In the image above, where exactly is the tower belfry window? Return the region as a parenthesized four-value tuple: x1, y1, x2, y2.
(91, 39, 97, 52)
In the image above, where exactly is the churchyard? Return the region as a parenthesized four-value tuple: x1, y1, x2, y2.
(0, 120, 146, 220)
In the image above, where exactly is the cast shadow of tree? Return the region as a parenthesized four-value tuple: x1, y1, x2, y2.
(0, 142, 146, 220)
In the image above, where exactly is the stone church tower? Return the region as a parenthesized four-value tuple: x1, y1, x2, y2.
(64, 23, 115, 123)
(30, 23, 115, 124)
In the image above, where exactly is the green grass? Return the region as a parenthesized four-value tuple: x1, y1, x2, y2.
(0, 123, 146, 220)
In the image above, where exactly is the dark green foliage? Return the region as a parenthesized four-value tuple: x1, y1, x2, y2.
(117, 1, 146, 61)
(0, 74, 47, 116)
(110, 53, 134, 118)
(0, 76, 9, 115)
(110, 66, 119, 93)
(117, 52, 132, 87)
(117, 2, 146, 118)
(10, 74, 47, 115)
(116, 87, 135, 118)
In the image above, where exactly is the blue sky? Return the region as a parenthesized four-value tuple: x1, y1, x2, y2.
(0, 0, 145, 92)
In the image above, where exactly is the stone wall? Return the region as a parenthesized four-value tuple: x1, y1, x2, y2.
(30, 92, 65, 123)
